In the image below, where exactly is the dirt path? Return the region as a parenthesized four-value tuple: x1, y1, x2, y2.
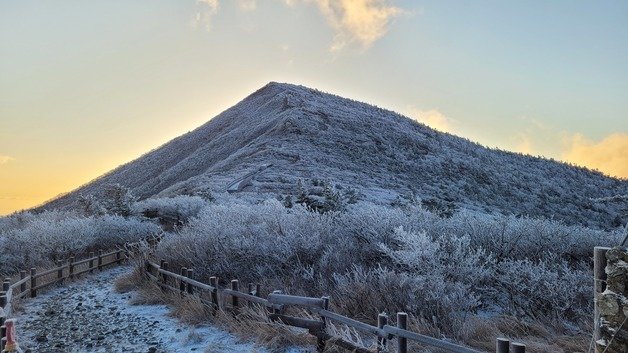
(14, 266, 296, 353)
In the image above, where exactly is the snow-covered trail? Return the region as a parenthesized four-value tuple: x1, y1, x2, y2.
(14, 266, 293, 353)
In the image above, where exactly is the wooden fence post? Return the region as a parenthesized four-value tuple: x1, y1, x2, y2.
(116, 250, 123, 265)
(0, 292, 6, 308)
(186, 269, 194, 295)
(162, 262, 169, 286)
(97, 250, 103, 271)
(159, 260, 165, 284)
(255, 284, 261, 298)
(397, 312, 408, 353)
(594, 246, 610, 346)
(247, 283, 254, 308)
(271, 290, 283, 315)
(512, 343, 525, 353)
(2, 279, 9, 294)
(496, 338, 510, 353)
(317, 296, 330, 352)
(19, 271, 26, 294)
(56, 260, 64, 284)
(30, 268, 37, 298)
(180, 267, 187, 295)
(0, 316, 5, 351)
(377, 313, 388, 352)
(209, 277, 219, 312)
(89, 252, 95, 273)
(69, 256, 75, 280)
(231, 280, 239, 314)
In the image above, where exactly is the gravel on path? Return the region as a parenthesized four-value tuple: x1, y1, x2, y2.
(14, 266, 284, 353)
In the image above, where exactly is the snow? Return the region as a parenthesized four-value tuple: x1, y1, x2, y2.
(14, 266, 305, 353)
(39, 82, 627, 230)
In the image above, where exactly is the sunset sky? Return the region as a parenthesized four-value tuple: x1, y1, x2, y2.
(1, 0, 627, 215)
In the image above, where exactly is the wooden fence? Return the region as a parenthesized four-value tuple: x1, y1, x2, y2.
(0, 249, 125, 351)
(145, 260, 527, 353)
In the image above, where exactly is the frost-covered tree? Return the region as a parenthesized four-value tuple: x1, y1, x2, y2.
(101, 184, 136, 217)
(76, 194, 106, 216)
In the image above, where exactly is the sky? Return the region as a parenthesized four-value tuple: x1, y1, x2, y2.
(1, 0, 627, 215)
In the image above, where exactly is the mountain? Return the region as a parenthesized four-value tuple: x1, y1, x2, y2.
(40, 82, 627, 229)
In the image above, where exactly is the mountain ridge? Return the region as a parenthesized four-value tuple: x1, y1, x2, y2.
(39, 82, 627, 229)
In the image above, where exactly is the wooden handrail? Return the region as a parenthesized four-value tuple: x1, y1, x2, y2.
(146, 261, 495, 353)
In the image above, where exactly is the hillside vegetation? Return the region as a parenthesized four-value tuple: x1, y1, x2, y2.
(4, 82, 627, 351)
(4, 193, 621, 351)
(39, 82, 627, 230)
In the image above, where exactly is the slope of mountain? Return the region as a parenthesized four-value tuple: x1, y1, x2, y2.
(41, 82, 627, 229)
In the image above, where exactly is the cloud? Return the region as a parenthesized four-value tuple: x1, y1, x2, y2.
(511, 119, 628, 178)
(407, 108, 454, 133)
(192, 0, 405, 50)
(306, 0, 405, 51)
(238, 0, 257, 11)
(512, 118, 555, 155)
(561, 132, 628, 178)
(0, 155, 14, 165)
(192, 0, 220, 31)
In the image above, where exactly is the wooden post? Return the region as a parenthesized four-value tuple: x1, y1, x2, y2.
(209, 276, 219, 312)
(2, 279, 9, 294)
(89, 252, 94, 273)
(271, 290, 283, 315)
(255, 284, 261, 298)
(594, 246, 610, 346)
(180, 267, 187, 294)
(231, 280, 239, 313)
(30, 268, 37, 298)
(97, 250, 103, 271)
(496, 338, 510, 353)
(116, 250, 123, 264)
(0, 317, 5, 352)
(512, 343, 525, 353)
(0, 293, 6, 308)
(317, 296, 330, 352)
(397, 312, 408, 353)
(56, 260, 64, 284)
(162, 262, 169, 287)
(0, 316, 5, 351)
(377, 313, 388, 352)
(69, 256, 75, 280)
(159, 260, 165, 283)
(247, 283, 254, 308)
(19, 271, 26, 294)
(186, 269, 194, 295)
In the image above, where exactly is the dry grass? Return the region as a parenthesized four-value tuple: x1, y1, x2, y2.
(114, 265, 145, 293)
(126, 261, 592, 353)
(212, 305, 315, 352)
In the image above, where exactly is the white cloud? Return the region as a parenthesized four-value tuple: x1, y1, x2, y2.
(192, 0, 405, 50)
(192, 0, 220, 31)
(510, 119, 627, 178)
(306, 0, 405, 51)
(0, 155, 14, 165)
(561, 132, 628, 178)
(238, 0, 257, 11)
(407, 108, 454, 133)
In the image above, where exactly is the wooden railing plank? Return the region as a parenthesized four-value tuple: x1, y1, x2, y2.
(268, 293, 325, 309)
(383, 325, 484, 353)
(314, 308, 386, 338)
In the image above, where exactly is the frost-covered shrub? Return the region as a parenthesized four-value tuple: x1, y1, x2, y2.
(0, 211, 160, 274)
(133, 195, 207, 222)
(154, 200, 616, 335)
(494, 256, 591, 327)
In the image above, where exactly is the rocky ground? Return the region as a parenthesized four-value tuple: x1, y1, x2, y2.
(13, 266, 290, 353)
